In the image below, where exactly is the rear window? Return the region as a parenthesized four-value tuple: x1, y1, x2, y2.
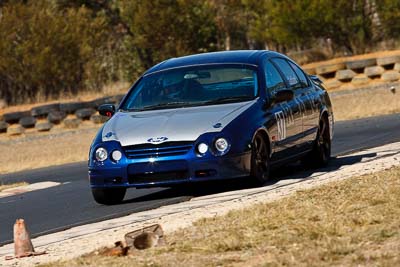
(272, 58, 302, 89)
(289, 61, 309, 88)
(265, 61, 286, 94)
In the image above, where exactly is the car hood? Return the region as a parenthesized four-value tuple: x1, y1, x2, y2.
(102, 100, 257, 146)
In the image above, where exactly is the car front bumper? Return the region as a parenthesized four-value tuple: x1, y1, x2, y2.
(89, 152, 252, 188)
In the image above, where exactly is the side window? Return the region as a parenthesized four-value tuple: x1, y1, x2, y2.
(289, 61, 309, 88)
(265, 61, 286, 94)
(272, 58, 301, 89)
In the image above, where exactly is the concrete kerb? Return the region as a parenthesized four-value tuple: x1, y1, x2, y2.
(381, 71, 400, 82)
(377, 55, 400, 66)
(345, 58, 377, 70)
(301, 50, 400, 90)
(1, 141, 400, 266)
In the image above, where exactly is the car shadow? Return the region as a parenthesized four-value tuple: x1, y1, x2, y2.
(122, 152, 378, 204)
(270, 152, 378, 182)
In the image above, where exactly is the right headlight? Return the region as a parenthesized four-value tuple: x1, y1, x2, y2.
(95, 147, 108, 161)
(111, 150, 122, 161)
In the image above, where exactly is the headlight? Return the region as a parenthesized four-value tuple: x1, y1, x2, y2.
(111, 150, 122, 161)
(214, 138, 230, 155)
(197, 143, 208, 155)
(95, 147, 108, 161)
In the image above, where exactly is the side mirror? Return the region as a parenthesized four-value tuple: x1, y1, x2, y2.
(98, 104, 115, 117)
(272, 89, 294, 104)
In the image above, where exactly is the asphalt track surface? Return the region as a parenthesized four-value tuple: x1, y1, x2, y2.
(0, 113, 399, 245)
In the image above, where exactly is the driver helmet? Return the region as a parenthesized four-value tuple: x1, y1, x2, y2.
(162, 71, 184, 88)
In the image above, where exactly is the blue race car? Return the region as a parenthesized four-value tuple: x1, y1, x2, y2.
(89, 50, 333, 204)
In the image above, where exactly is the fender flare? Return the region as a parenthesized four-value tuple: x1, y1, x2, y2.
(251, 127, 272, 157)
(320, 107, 334, 140)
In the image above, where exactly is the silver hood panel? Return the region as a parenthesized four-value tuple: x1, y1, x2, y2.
(102, 100, 257, 146)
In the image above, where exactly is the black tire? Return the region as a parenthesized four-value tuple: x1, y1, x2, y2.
(250, 134, 270, 185)
(60, 102, 89, 114)
(303, 116, 331, 168)
(19, 116, 37, 128)
(47, 110, 67, 124)
(3, 111, 31, 124)
(91, 188, 126, 205)
(0, 121, 9, 133)
(31, 103, 60, 117)
(75, 108, 96, 120)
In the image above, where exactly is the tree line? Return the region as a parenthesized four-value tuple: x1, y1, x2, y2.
(0, 0, 399, 105)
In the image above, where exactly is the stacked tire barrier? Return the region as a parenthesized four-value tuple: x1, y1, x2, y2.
(302, 51, 400, 90)
(0, 94, 124, 136)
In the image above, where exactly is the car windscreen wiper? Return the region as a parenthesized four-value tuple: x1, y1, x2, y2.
(201, 95, 255, 105)
(132, 101, 195, 111)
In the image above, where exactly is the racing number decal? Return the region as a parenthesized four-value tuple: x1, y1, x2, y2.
(274, 99, 298, 141)
(275, 101, 295, 141)
(274, 111, 286, 141)
(274, 94, 319, 142)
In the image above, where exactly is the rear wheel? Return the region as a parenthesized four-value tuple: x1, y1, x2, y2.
(250, 134, 270, 185)
(303, 116, 331, 168)
(92, 187, 126, 205)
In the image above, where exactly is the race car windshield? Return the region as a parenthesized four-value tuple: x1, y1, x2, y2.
(120, 64, 258, 111)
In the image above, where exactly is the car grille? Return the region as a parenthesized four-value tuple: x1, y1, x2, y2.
(122, 141, 194, 159)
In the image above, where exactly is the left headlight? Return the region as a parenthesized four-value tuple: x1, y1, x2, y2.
(214, 138, 230, 155)
(197, 142, 209, 155)
(95, 147, 108, 161)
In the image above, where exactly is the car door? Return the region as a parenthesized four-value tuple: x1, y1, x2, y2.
(264, 59, 303, 161)
(288, 60, 320, 143)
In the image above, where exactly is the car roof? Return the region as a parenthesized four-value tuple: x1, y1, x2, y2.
(144, 50, 283, 75)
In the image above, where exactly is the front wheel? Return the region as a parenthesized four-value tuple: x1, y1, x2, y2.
(92, 187, 126, 205)
(250, 134, 270, 185)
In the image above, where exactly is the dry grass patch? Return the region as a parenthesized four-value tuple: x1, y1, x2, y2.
(331, 88, 400, 121)
(0, 82, 129, 115)
(43, 166, 400, 267)
(0, 182, 28, 192)
(0, 127, 98, 174)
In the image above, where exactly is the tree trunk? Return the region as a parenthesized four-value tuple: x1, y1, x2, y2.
(225, 34, 231, 51)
